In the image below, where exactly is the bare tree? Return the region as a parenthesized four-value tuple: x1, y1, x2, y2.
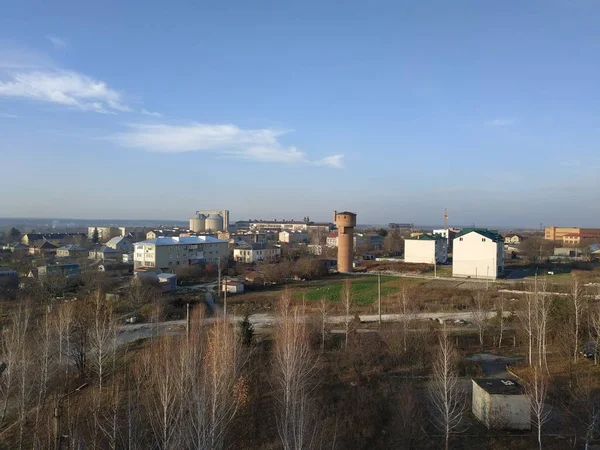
(571, 277, 585, 363)
(518, 290, 535, 366)
(497, 294, 506, 349)
(524, 366, 551, 450)
(534, 280, 551, 371)
(139, 335, 182, 450)
(399, 286, 413, 353)
(471, 292, 489, 348)
(0, 306, 30, 427)
(273, 291, 318, 450)
(429, 324, 465, 450)
(318, 297, 329, 352)
(183, 316, 246, 450)
(589, 305, 600, 366)
(342, 279, 352, 350)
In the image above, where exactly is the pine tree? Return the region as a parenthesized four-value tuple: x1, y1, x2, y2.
(239, 314, 254, 346)
(92, 227, 99, 244)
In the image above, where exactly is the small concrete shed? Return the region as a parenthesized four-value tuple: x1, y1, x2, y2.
(472, 378, 530, 430)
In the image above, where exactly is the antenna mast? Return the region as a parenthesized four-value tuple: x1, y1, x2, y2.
(444, 208, 448, 229)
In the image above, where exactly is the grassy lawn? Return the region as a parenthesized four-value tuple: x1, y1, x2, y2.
(297, 276, 400, 305)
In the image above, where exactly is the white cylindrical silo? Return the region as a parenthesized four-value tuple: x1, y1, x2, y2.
(190, 214, 207, 232)
(205, 214, 223, 231)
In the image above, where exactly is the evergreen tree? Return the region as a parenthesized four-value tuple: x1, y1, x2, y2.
(92, 227, 99, 244)
(9, 227, 21, 240)
(239, 314, 254, 346)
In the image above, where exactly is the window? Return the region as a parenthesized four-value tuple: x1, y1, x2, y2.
(459, 237, 463, 241)
(482, 238, 486, 242)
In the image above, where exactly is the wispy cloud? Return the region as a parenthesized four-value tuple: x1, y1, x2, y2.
(485, 118, 516, 127)
(46, 35, 67, 49)
(0, 70, 130, 113)
(114, 123, 344, 168)
(0, 112, 18, 118)
(141, 108, 164, 118)
(0, 41, 130, 113)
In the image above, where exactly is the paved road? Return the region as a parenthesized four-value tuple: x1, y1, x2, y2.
(117, 309, 510, 343)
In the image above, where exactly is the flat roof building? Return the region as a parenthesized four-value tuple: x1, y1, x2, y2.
(472, 379, 530, 430)
(134, 235, 228, 270)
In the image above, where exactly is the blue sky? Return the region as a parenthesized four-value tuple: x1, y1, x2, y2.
(1, 1, 599, 227)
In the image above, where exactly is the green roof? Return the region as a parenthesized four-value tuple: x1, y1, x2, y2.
(454, 228, 503, 243)
(407, 233, 442, 241)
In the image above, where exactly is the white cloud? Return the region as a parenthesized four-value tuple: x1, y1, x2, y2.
(115, 123, 343, 168)
(141, 108, 164, 117)
(0, 112, 18, 118)
(0, 69, 130, 113)
(46, 35, 67, 49)
(485, 118, 516, 126)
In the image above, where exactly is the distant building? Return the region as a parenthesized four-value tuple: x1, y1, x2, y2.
(404, 234, 448, 264)
(452, 228, 504, 279)
(553, 247, 582, 258)
(545, 226, 600, 242)
(157, 273, 177, 292)
(233, 243, 281, 263)
(279, 230, 309, 244)
(389, 223, 414, 231)
(308, 244, 324, 256)
(56, 244, 87, 258)
(472, 379, 530, 430)
(22, 232, 86, 246)
(326, 232, 382, 250)
(105, 236, 134, 253)
(134, 236, 228, 270)
(88, 246, 122, 260)
(2, 242, 29, 253)
(87, 227, 122, 242)
(503, 234, 523, 244)
(562, 233, 600, 246)
(222, 280, 244, 294)
(0, 269, 19, 290)
(247, 218, 332, 232)
(190, 210, 230, 232)
(36, 264, 81, 278)
(29, 241, 58, 256)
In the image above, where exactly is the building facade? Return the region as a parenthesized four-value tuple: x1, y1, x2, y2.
(233, 243, 281, 263)
(452, 228, 504, 279)
(471, 379, 530, 430)
(545, 226, 600, 242)
(404, 234, 448, 264)
(87, 227, 122, 242)
(106, 236, 134, 253)
(134, 236, 228, 269)
(56, 245, 87, 258)
(279, 230, 309, 244)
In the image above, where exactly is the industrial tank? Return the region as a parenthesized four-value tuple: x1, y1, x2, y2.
(189, 214, 206, 232)
(205, 214, 224, 232)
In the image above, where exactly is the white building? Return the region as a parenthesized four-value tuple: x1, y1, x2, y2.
(279, 230, 309, 244)
(471, 379, 530, 430)
(452, 229, 504, 279)
(133, 236, 228, 270)
(404, 234, 448, 264)
(233, 243, 281, 263)
(221, 280, 244, 294)
(106, 236, 134, 253)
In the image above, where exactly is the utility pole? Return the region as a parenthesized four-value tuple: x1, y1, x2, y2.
(486, 266, 489, 290)
(217, 257, 222, 299)
(377, 273, 382, 325)
(444, 208, 448, 229)
(223, 276, 227, 316)
(434, 260, 437, 278)
(186, 302, 190, 340)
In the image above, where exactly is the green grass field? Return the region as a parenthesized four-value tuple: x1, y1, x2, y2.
(297, 276, 399, 305)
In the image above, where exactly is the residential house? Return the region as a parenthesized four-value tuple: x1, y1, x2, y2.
(503, 234, 523, 244)
(37, 264, 81, 278)
(233, 243, 281, 263)
(222, 280, 244, 294)
(87, 226, 122, 242)
(404, 234, 448, 264)
(279, 230, 309, 244)
(56, 244, 87, 258)
(105, 236, 134, 253)
(29, 241, 58, 256)
(133, 236, 228, 270)
(2, 242, 29, 254)
(22, 232, 86, 246)
(89, 246, 122, 260)
(452, 228, 504, 279)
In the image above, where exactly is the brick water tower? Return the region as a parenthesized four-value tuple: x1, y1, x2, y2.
(334, 210, 357, 273)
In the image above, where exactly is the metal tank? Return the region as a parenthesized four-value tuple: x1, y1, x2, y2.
(205, 214, 224, 232)
(334, 210, 357, 273)
(189, 214, 206, 232)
